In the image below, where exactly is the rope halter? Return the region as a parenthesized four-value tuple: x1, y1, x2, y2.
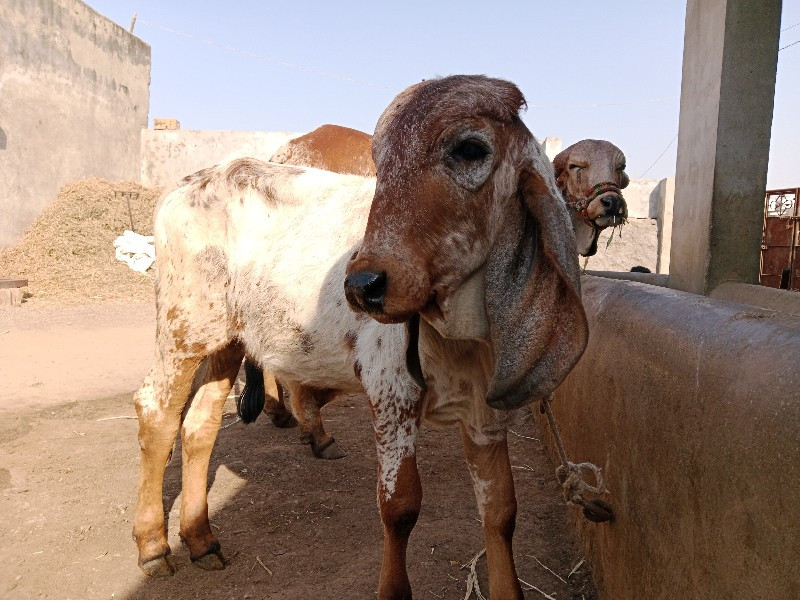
(565, 181, 624, 226)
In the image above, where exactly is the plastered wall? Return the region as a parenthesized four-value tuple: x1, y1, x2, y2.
(544, 275, 800, 599)
(140, 130, 299, 188)
(0, 0, 150, 248)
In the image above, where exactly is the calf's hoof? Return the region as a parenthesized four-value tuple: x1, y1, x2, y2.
(190, 541, 226, 571)
(312, 437, 347, 460)
(140, 554, 175, 578)
(270, 412, 299, 429)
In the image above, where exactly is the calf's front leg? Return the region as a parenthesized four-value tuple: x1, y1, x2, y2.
(370, 392, 422, 600)
(461, 426, 524, 600)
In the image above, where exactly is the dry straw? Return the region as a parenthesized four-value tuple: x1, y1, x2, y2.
(0, 178, 163, 303)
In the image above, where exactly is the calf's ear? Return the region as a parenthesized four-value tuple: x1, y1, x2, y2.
(484, 167, 588, 409)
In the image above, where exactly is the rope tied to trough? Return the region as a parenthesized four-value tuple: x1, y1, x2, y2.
(541, 395, 614, 523)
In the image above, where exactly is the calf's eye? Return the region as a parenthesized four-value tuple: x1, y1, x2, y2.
(451, 140, 489, 162)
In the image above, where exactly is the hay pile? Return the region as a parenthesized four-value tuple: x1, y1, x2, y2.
(0, 178, 163, 302)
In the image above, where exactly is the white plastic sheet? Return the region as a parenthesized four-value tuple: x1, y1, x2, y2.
(113, 230, 155, 273)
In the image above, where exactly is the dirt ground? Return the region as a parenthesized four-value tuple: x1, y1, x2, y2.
(0, 300, 598, 600)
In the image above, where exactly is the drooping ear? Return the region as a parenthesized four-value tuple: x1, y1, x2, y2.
(483, 167, 589, 409)
(552, 148, 569, 191)
(619, 168, 630, 189)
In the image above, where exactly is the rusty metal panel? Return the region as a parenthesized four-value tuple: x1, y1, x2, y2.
(764, 217, 795, 246)
(760, 188, 800, 290)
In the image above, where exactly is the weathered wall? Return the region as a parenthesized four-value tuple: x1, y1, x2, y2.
(140, 130, 299, 187)
(544, 276, 800, 599)
(622, 178, 661, 219)
(0, 0, 150, 248)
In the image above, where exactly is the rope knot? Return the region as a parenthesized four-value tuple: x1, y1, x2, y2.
(542, 396, 614, 523)
(556, 461, 606, 505)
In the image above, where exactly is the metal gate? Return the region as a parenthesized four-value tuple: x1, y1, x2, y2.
(760, 187, 800, 291)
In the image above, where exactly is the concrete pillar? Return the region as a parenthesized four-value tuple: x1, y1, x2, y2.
(656, 177, 675, 274)
(668, 0, 781, 294)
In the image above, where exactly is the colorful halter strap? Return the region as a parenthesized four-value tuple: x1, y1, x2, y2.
(565, 181, 624, 226)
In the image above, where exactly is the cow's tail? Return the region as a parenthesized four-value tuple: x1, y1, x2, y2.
(237, 359, 265, 424)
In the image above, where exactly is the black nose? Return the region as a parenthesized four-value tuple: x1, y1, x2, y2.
(600, 194, 623, 214)
(344, 270, 387, 313)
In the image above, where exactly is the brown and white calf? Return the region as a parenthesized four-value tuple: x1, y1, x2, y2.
(133, 75, 588, 599)
(234, 124, 378, 460)
(553, 139, 629, 256)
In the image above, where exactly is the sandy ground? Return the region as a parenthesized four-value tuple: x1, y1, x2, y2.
(0, 300, 598, 600)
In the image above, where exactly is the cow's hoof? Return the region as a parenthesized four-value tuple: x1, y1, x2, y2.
(270, 412, 299, 429)
(140, 555, 175, 578)
(312, 438, 346, 460)
(191, 542, 226, 571)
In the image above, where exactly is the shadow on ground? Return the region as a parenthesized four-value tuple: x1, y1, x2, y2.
(0, 392, 597, 599)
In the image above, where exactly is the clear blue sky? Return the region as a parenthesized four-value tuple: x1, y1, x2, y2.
(90, 1, 799, 187)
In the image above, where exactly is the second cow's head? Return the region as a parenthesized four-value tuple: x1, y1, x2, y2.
(553, 139, 629, 256)
(346, 75, 588, 409)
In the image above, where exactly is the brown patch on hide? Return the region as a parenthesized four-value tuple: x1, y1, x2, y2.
(180, 166, 215, 188)
(165, 307, 208, 356)
(344, 330, 358, 351)
(223, 157, 303, 202)
(270, 124, 376, 177)
(293, 325, 315, 354)
(353, 360, 362, 380)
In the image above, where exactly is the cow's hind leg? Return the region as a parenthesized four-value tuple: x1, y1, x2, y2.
(286, 382, 346, 460)
(461, 426, 523, 599)
(133, 352, 203, 577)
(179, 341, 245, 570)
(262, 372, 298, 428)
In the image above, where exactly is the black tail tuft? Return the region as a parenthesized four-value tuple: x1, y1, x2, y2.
(237, 360, 265, 424)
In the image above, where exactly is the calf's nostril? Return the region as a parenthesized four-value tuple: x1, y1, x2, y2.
(362, 272, 387, 309)
(344, 270, 387, 312)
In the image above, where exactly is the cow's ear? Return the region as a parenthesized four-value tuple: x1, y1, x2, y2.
(552, 148, 569, 191)
(619, 168, 630, 189)
(483, 167, 588, 409)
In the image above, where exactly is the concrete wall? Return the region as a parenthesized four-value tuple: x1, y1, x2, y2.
(0, 0, 150, 248)
(141, 130, 300, 187)
(623, 178, 661, 219)
(544, 276, 800, 599)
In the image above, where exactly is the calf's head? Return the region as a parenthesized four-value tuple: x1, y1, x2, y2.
(345, 75, 588, 409)
(552, 139, 629, 256)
